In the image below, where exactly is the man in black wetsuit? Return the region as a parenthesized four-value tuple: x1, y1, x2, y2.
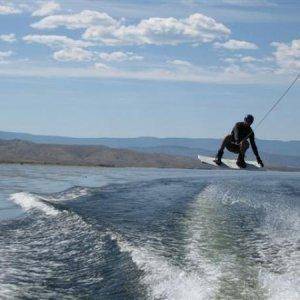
(214, 114, 264, 168)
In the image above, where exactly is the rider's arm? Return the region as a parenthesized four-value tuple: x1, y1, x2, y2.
(250, 133, 264, 167)
(249, 132, 259, 157)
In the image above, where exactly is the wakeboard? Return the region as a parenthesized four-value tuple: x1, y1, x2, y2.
(197, 155, 264, 171)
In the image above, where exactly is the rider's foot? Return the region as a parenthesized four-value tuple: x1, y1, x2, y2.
(213, 158, 222, 165)
(236, 159, 247, 168)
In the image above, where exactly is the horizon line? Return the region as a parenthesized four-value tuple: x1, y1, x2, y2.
(0, 130, 299, 143)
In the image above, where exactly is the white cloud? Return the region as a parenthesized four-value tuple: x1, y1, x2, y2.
(0, 61, 285, 85)
(167, 59, 192, 67)
(83, 13, 230, 46)
(214, 39, 258, 50)
(94, 62, 110, 70)
(31, 10, 118, 29)
(0, 5, 21, 15)
(224, 55, 258, 63)
(31, 10, 230, 46)
(184, 0, 275, 6)
(23, 35, 143, 63)
(99, 51, 143, 62)
(222, 55, 275, 74)
(23, 35, 93, 49)
(240, 56, 257, 63)
(53, 47, 93, 62)
(223, 57, 236, 63)
(0, 50, 13, 60)
(0, 34, 16, 43)
(32, 1, 61, 17)
(271, 40, 300, 71)
(221, 0, 276, 7)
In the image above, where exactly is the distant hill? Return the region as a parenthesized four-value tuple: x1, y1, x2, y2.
(0, 131, 299, 157)
(0, 139, 208, 169)
(0, 131, 299, 169)
(132, 145, 300, 168)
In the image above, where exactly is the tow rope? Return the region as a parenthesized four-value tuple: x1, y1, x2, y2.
(243, 73, 300, 142)
(254, 73, 300, 131)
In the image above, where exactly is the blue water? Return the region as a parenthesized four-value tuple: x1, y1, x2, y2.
(0, 164, 299, 299)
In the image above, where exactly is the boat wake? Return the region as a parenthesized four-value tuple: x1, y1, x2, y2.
(10, 192, 60, 216)
(1, 175, 299, 299)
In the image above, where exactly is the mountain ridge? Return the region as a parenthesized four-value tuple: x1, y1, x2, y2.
(0, 131, 299, 157)
(0, 139, 208, 169)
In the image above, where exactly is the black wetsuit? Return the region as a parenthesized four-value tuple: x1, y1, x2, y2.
(231, 122, 259, 157)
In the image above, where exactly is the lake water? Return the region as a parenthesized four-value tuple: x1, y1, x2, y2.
(0, 164, 299, 299)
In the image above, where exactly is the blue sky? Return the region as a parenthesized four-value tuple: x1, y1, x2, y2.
(0, 0, 299, 140)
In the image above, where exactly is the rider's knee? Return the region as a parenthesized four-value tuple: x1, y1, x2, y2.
(241, 140, 249, 150)
(224, 134, 232, 143)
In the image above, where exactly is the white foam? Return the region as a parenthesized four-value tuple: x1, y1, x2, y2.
(111, 231, 214, 300)
(259, 263, 300, 300)
(10, 192, 59, 216)
(188, 184, 300, 299)
(43, 187, 91, 202)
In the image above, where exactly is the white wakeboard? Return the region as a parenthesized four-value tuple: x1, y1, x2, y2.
(197, 155, 264, 171)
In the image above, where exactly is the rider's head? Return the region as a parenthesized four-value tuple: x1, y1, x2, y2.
(244, 114, 254, 126)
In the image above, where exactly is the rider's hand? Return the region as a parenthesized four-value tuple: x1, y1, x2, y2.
(256, 157, 264, 168)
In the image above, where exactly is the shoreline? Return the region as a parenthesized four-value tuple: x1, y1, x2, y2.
(0, 161, 299, 172)
(0, 139, 299, 172)
(0, 160, 209, 170)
